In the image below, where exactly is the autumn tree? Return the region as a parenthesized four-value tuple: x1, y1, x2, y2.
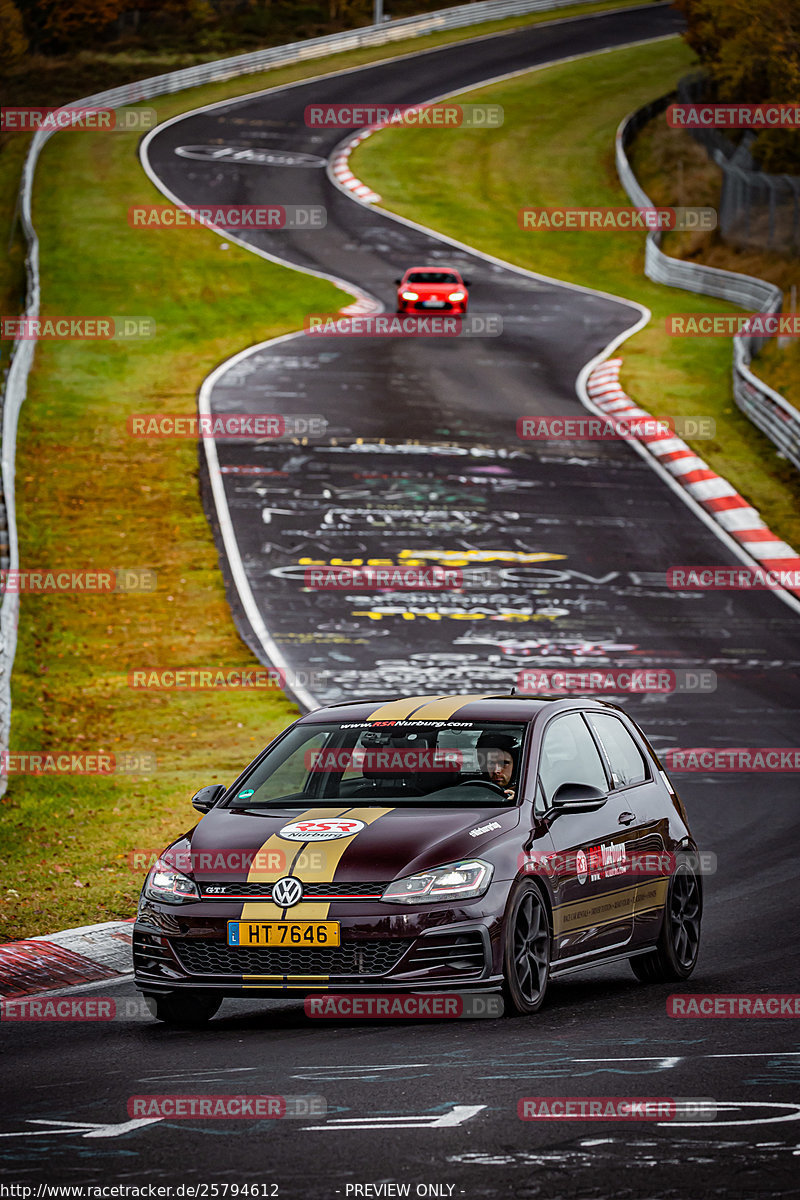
(674, 0, 800, 171)
(0, 0, 28, 66)
(16, 0, 126, 51)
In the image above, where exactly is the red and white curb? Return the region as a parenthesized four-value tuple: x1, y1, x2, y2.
(587, 358, 800, 596)
(0, 919, 133, 998)
(330, 128, 381, 204)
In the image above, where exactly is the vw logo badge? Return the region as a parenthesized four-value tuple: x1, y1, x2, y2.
(272, 876, 304, 907)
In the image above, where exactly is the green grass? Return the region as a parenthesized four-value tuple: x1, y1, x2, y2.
(352, 37, 800, 550)
(757, 340, 800, 412)
(0, 117, 346, 941)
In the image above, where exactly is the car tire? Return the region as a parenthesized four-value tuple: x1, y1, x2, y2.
(630, 857, 702, 984)
(502, 878, 551, 1015)
(144, 990, 222, 1027)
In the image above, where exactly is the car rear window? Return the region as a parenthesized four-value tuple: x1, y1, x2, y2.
(225, 721, 528, 807)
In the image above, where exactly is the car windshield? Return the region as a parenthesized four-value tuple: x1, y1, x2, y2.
(225, 720, 527, 807)
(406, 272, 459, 283)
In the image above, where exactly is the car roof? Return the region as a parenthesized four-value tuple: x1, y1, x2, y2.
(403, 265, 462, 273)
(299, 693, 622, 725)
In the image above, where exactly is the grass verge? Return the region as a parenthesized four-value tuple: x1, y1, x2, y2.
(0, 99, 348, 942)
(352, 37, 800, 549)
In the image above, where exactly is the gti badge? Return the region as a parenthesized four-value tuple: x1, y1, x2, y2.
(272, 876, 304, 907)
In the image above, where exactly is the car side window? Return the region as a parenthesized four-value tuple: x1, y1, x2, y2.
(587, 714, 650, 787)
(537, 713, 609, 805)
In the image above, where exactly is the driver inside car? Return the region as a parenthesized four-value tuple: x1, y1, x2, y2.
(475, 732, 518, 800)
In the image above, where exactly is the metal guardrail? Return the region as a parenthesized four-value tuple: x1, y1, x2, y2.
(616, 96, 800, 474)
(0, 0, 599, 790)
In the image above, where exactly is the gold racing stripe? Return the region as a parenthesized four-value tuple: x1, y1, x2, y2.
(552, 878, 670, 936)
(404, 694, 499, 721)
(365, 695, 443, 721)
(238, 806, 351, 986)
(241, 806, 394, 989)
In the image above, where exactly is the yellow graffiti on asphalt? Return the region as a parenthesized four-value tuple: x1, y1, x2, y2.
(351, 610, 562, 622)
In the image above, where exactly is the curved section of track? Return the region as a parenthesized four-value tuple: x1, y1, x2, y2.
(141, 1, 800, 907)
(141, 5, 703, 712)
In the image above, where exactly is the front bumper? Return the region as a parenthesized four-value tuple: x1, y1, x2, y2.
(133, 886, 509, 997)
(397, 300, 468, 314)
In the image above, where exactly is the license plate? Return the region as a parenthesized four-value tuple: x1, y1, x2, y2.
(227, 921, 340, 947)
(422, 300, 446, 307)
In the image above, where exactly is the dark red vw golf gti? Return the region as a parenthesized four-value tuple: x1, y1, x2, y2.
(134, 694, 703, 1025)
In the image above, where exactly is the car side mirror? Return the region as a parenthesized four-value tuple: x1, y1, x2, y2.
(394, 278, 402, 285)
(191, 783, 225, 814)
(551, 782, 607, 811)
(462, 278, 471, 287)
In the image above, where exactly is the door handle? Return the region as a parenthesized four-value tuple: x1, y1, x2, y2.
(617, 811, 636, 826)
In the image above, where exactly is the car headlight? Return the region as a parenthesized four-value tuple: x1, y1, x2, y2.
(143, 858, 200, 904)
(380, 859, 493, 904)
(448, 291, 466, 301)
(401, 290, 419, 300)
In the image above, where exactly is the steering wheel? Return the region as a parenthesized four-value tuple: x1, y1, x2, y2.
(460, 779, 506, 795)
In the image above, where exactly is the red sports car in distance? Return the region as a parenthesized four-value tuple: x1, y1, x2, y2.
(395, 265, 470, 314)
